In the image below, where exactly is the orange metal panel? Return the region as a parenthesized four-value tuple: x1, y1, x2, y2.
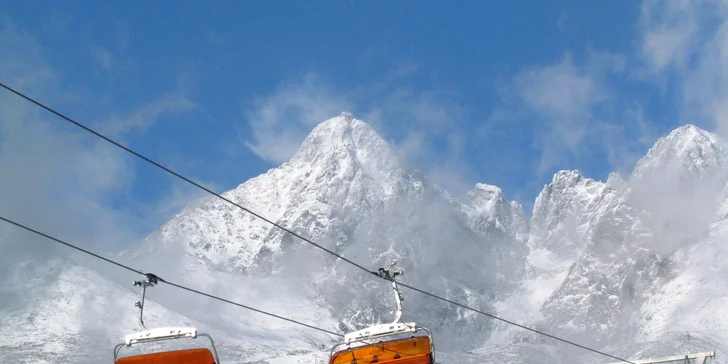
(330, 336, 432, 364)
(383, 355, 431, 364)
(116, 348, 216, 364)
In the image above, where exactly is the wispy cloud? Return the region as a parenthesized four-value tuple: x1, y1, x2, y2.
(242, 71, 474, 196)
(0, 19, 201, 258)
(91, 46, 114, 70)
(0, 19, 54, 92)
(102, 92, 199, 136)
(0, 97, 137, 255)
(638, 0, 703, 75)
(639, 0, 728, 136)
(601, 103, 661, 177)
(363, 87, 473, 195)
(493, 49, 627, 176)
(243, 73, 353, 164)
(514, 53, 598, 149)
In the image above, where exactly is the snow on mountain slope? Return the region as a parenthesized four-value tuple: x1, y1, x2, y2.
(462, 183, 529, 245)
(618, 126, 728, 351)
(116, 113, 527, 354)
(5, 115, 728, 364)
(488, 170, 617, 344)
(247, 112, 428, 275)
(122, 112, 420, 274)
(633, 180, 728, 347)
(631, 125, 728, 184)
(0, 255, 331, 364)
(534, 189, 658, 347)
(458, 183, 529, 297)
(488, 125, 728, 363)
(480, 124, 728, 363)
(529, 170, 611, 264)
(628, 124, 728, 255)
(1, 112, 525, 362)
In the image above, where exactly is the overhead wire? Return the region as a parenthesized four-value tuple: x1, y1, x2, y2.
(0, 215, 341, 338)
(0, 216, 143, 276)
(0, 215, 417, 360)
(0, 81, 636, 364)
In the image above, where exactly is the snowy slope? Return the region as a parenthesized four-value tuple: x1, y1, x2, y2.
(632, 182, 728, 346)
(0, 255, 331, 364)
(121, 112, 424, 274)
(484, 124, 728, 363)
(628, 125, 728, 255)
(0, 112, 524, 361)
(116, 113, 533, 355)
(3, 116, 728, 364)
(487, 170, 621, 346)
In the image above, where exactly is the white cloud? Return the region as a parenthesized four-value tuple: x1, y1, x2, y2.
(102, 92, 199, 136)
(483, 0, 728, 187)
(245, 72, 474, 189)
(242, 73, 473, 195)
(0, 19, 54, 92)
(501, 50, 626, 175)
(363, 88, 473, 196)
(87, 27, 138, 83)
(601, 104, 661, 177)
(639, 0, 728, 136)
(639, 0, 703, 74)
(91, 46, 114, 70)
(0, 19, 201, 258)
(243, 73, 353, 164)
(514, 54, 595, 148)
(0, 96, 137, 255)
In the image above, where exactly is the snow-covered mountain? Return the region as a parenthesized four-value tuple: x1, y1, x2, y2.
(485, 124, 728, 362)
(118, 112, 528, 352)
(1, 115, 726, 363)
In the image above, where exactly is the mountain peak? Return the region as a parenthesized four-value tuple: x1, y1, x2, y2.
(551, 169, 584, 188)
(473, 183, 504, 196)
(630, 124, 728, 182)
(340, 111, 354, 121)
(289, 112, 391, 165)
(468, 183, 506, 214)
(661, 124, 720, 154)
(669, 123, 713, 139)
(463, 182, 529, 243)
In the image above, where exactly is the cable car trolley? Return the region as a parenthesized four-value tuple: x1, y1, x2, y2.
(113, 273, 221, 364)
(329, 262, 436, 364)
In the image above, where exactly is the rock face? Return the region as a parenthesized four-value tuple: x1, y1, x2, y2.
(2, 117, 727, 363)
(485, 124, 728, 363)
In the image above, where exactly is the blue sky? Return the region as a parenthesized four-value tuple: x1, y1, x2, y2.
(1, 1, 727, 249)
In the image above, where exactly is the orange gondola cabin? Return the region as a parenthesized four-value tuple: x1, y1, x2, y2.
(116, 348, 216, 364)
(329, 262, 436, 364)
(329, 334, 433, 364)
(114, 327, 220, 364)
(113, 274, 221, 364)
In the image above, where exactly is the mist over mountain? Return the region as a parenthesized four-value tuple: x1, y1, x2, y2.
(0, 113, 725, 363)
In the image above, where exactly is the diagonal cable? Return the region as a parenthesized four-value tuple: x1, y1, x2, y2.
(0, 215, 341, 337)
(0, 81, 635, 364)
